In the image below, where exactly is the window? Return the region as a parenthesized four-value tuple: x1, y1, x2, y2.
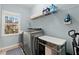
(2, 10, 21, 36)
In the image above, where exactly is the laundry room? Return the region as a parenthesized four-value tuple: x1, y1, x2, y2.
(0, 4, 79, 55)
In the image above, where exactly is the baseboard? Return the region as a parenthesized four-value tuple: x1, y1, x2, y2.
(0, 43, 21, 52)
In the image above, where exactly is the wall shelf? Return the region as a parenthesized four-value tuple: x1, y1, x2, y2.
(30, 12, 52, 20)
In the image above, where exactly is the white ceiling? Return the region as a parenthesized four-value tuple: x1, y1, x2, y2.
(23, 4, 79, 9)
(15, 4, 35, 9)
(4, 4, 79, 9)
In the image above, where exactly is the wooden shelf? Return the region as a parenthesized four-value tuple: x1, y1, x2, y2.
(30, 13, 52, 20)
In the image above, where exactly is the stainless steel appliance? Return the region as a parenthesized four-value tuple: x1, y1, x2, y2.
(22, 28, 44, 55)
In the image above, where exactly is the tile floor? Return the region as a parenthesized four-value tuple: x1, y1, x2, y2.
(0, 48, 24, 55)
(0, 51, 6, 55)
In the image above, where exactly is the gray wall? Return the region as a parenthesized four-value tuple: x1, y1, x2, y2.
(0, 4, 30, 48)
(0, 4, 79, 54)
(30, 4, 79, 54)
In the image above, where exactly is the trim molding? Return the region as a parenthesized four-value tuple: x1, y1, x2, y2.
(0, 43, 21, 52)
